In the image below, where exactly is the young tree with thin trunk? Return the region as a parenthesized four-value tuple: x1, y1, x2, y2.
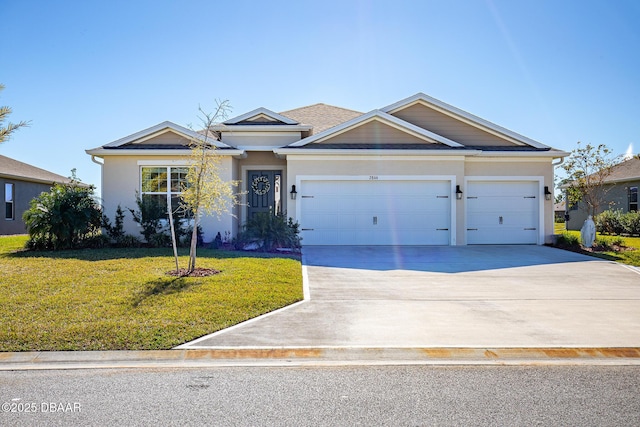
(562, 142, 619, 217)
(180, 101, 240, 274)
(0, 84, 30, 144)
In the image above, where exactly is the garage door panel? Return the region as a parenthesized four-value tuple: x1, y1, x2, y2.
(469, 197, 537, 213)
(301, 180, 451, 245)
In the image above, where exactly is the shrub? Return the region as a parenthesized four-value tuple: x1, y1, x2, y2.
(621, 211, 640, 236)
(596, 210, 625, 235)
(102, 205, 126, 241)
(596, 210, 640, 236)
(128, 195, 200, 248)
(555, 232, 580, 247)
(23, 182, 102, 250)
(238, 212, 301, 251)
(128, 194, 167, 244)
(594, 235, 626, 251)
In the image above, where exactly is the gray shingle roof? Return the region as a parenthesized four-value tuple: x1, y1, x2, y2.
(606, 156, 640, 182)
(0, 154, 73, 184)
(280, 103, 362, 135)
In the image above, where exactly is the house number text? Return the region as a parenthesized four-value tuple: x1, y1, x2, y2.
(369, 176, 379, 180)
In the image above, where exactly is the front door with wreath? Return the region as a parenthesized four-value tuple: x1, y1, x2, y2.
(247, 170, 282, 219)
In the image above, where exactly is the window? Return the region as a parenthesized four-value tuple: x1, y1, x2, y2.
(5, 183, 14, 220)
(141, 167, 190, 217)
(630, 186, 638, 212)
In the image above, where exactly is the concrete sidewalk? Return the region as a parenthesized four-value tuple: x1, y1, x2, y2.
(180, 246, 640, 349)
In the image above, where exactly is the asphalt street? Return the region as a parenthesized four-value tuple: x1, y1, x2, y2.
(1, 365, 639, 426)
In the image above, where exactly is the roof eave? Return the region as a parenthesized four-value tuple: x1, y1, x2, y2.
(213, 124, 313, 132)
(475, 150, 570, 158)
(0, 173, 72, 186)
(85, 148, 246, 157)
(273, 148, 481, 156)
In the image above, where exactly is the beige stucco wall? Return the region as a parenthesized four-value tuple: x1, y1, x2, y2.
(101, 155, 235, 243)
(100, 151, 557, 245)
(285, 155, 556, 245)
(221, 132, 302, 149)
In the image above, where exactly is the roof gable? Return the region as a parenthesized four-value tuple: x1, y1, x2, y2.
(224, 108, 298, 125)
(102, 121, 232, 149)
(382, 93, 548, 149)
(288, 110, 463, 148)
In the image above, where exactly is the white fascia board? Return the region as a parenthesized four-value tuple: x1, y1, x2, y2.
(102, 121, 233, 149)
(240, 146, 291, 151)
(85, 148, 245, 157)
(382, 93, 549, 149)
(287, 110, 464, 148)
(474, 150, 570, 158)
(223, 107, 299, 125)
(214, 124, 312, 132)
(273, 148, 480, 157)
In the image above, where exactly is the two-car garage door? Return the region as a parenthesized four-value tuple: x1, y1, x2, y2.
(300, 180, 451, 245)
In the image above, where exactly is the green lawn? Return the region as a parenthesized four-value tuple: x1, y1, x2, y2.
(0, 235, 303, 351)
(553, 222, 640, 267)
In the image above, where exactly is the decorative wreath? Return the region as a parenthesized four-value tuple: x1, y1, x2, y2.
(251, 176, 271, 196)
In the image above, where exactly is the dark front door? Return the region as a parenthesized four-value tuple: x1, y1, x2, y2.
(247, 170, 282, 219)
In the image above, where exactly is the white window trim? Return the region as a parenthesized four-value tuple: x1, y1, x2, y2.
(4, 182, 14, 221)
(139, 166, 191, 216)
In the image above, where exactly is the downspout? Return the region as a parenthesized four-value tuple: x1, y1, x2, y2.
(91, 155, 104, 203)
(90, 155, 104, 166)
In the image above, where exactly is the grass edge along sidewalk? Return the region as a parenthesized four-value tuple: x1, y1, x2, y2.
(0, 235, 303, 352)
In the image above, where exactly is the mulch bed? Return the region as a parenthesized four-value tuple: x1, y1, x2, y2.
(166, 268, 221, 277)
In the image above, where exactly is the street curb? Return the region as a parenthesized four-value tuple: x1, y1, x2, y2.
(1, 347, 640, 370)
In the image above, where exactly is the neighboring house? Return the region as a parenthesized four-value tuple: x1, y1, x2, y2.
(86, 93, 568, 246)
(564, 156, 640, 231)
(554, 201, 566, 223)
(0, 155, 74, 235)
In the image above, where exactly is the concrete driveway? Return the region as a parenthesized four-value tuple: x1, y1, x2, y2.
(180, 245, 640, 349)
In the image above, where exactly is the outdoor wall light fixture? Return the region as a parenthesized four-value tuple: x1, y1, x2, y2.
(290, 185, 297, 200)
(456, 185, 463, 200)
(544, 186, 552, 201)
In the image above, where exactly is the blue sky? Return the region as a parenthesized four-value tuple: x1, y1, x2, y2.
(1, 0, 639, 196)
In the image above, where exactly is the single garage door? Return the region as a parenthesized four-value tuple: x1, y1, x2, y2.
(300, 180, 451, 245)
(466, 181, 539, 244)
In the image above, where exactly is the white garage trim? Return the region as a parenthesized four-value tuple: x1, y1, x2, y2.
(296, 175, 457, 245)
(464, 176, 544, 245)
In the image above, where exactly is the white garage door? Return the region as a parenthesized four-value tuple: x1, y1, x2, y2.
(466, 181, 539, 244)
(300, 180, 451, 245)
